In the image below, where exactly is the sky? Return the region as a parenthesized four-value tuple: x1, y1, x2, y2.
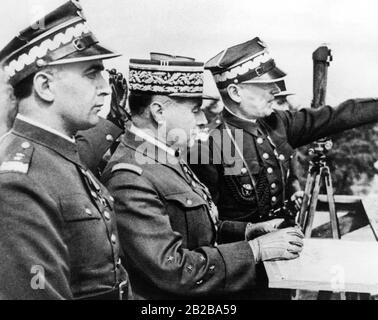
(1, 0, 378, 108)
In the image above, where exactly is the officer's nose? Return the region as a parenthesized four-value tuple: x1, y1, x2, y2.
(98, 74, 111, 97)
(195, 110, 208, 127)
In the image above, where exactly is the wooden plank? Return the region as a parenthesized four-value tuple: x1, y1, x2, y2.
(317, 194, 361, 204)
(264, 239, 378, 294)
(360, 196, 378, 241)
(311, 211, 369, 238)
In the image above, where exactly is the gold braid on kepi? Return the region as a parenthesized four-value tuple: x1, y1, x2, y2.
(129, 53, 217, 100)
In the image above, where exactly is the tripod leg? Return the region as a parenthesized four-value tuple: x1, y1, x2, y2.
(304, 172, 322, 238)
(299, 172, 315, 229)
(323, 167, 340, 239)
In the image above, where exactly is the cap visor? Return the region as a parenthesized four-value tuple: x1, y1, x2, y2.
(168, 92, 218, 100)
(48, 43, 121, 66)
(275, 91, 294, 97)
(242, 66, 287, 84)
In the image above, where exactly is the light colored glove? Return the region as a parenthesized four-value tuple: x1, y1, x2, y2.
(249, 227, 304, 263)
(290, 190, 304, 211)
(245, 218, 285, 240)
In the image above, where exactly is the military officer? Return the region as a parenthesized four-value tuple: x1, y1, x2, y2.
(189, 37, 378, 227)
(0, 1, 130, 300)
(102, 54, 304, 300)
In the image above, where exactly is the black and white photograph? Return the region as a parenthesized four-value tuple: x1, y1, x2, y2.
(0, 0, 378, 308)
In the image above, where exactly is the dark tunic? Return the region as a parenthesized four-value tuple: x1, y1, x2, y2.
(102, 129, 262, 300)
(189, 98, 378, 223)
(0, 118, 129, 299)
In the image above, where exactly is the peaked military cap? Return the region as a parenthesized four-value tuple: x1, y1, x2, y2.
(129, 52, 215, 99)
(205, 37, 286, 89)
(0, 0, 120, 85)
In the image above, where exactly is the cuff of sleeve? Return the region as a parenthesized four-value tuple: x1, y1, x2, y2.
(216, 241, 257, 292)
(217, 221, 249, 244)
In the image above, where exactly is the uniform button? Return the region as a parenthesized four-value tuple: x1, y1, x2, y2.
(267, 167, 273, 174)
(111, 234, 117, 245)
(116, 258, 122, 268)
(85, 208, 92, 216)
(109, 196, 114, 202)
(196, 279, 204, 285)
(36, 59, 47, 67)
(21, 142, 31, 149)
(104, 211, 111, 220)
(91, 191, 97, 198)
(241, 167, 247, 174)
(257, 137, 264, 144)
(243, 184, 252, 190)
(167, 256, 174, 263)
(271, 196, 277, 203)
(263, 153, 269, 160)
(271, 183, 277, 190)
(200, 255, 206, 262)
(186, 199, 193, 206)
(187, 265, 193, 272)
(106, 134, 114, 142)
(203, 194, 207, 201)
(191, 181, 197, 188)
(216, 119, 221, 124)
(279, 154, 285, 161)
(209, 265, 215, 271)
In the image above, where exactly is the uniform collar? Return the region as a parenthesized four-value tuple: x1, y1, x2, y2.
(16, 114, 76, 143)
(12, 117, 82, 166)
(223, 108, 262, 137)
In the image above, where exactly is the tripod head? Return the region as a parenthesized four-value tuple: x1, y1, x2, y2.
(308, 138, 333, 168)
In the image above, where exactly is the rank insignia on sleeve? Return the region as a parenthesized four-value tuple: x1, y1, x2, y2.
(0, 161, 29, 174)
(0, 141, 34, 174)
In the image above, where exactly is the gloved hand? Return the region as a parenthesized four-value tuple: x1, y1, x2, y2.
(249, 227, 304, 262)
(107, 69, 130, 130)
(245, 218, 285, 240)
(290, 190, 304, 211)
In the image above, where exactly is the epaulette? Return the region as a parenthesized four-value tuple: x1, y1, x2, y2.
(0, 141, 34, 174)
(111, 163, 143, 176)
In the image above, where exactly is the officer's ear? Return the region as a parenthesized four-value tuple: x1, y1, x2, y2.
(33, 69, 55, 103)
(227, 84, 242, 104)
(150, 101, 165, 125)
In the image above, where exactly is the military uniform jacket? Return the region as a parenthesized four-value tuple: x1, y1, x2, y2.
(76, 118, 123, 177)
(190, 98, 378, 223)
(102, 129, 258, 300)
(0, 118, 128, 300)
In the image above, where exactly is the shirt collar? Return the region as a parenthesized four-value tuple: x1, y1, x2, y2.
(0, 131, 11, 144)
(16, 114, 76, 143)
(129, 124, 179, 158)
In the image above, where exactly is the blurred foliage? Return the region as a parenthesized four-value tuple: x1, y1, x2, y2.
(297, 124, 378, 195)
